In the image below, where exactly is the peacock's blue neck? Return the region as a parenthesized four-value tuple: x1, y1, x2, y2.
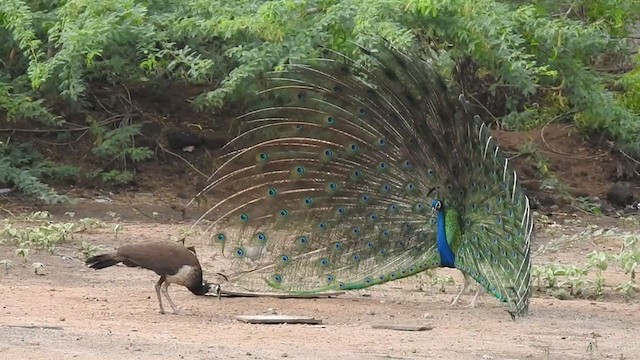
(436, 209, 456, 268)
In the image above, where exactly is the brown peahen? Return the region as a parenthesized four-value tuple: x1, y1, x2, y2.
(85, 241, 217, 314)
(190, 42, 533, 318)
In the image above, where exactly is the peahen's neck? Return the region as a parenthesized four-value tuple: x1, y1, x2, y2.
(436, 209, 456, 268)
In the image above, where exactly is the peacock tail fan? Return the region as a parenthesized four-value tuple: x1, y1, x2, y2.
(189, 41, 533, 318)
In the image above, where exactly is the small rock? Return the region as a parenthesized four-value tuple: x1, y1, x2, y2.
(607, 182, 635, 207)
(539, 195, 555, 207)
(59, 317, 65, 322)
(167, 129, 204, 151)
(624, 201, 640, 214)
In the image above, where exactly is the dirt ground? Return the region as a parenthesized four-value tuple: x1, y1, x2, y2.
(1, 197, 639, 360)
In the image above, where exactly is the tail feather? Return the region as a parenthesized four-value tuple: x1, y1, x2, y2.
(85, 253, 121, 270)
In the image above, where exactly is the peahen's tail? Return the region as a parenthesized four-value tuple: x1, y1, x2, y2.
(85, 253, 121, 270)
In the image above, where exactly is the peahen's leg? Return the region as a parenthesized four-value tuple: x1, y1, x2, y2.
(160, 281, 180, 314)
(155, 276, 166, 314)
(451, 272, 471, 306)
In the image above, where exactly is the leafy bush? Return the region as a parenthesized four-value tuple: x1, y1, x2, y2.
(0, 140, 75, 204)
(1, 0, 638, 201)
(0, 211, 105, 262)
(86, 120, 154, 185)
(619, 55, 640, 114)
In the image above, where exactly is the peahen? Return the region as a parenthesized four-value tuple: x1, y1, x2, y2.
(190, 43, 533, 318)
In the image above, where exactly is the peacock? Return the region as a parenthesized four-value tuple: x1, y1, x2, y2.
(451, 273, 481, 308)
(190, 42, 533, 318)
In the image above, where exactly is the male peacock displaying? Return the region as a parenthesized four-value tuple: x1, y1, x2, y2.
(190, 42, 533, 318)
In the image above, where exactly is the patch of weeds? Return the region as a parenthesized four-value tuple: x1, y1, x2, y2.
(559, 265, 590, 297)
(534, 233, 639, 301)
(586, 251, 613, 298)
(0, 259, 11, 273)
(534, 263, 589, 299)
(80, 241, 104, 258)
(112, 224, 124, 239)
(15, 247, 29, 262)
(78, 217, 106, 231)
(0, 211, 105, 261)
(412, 270, 455, 293)
(616, 281, 638, 301)
(615, 235, 640, 301)
(31, 262, 44, 275)
(540, 176, 573, 200)
(586, 332, 601, 358)
(517, 142, 552, 178)
(574, 197, 603, 215)
(176, 227, 197, 241)
(432, 272, 456, 293)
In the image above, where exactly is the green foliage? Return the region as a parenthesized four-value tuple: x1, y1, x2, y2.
(0, 0, 639, 199)
(517, 142, 551, 177)
(0, 259, 11, 273)
(533, 234, 640, 301)
(0, 82, 63, 126)
(0, 211, 104, 261)
(1, 211, 77, 255)
(618, 236, 640, 281)
(31, 261, 44, 274)
(574, 196, 603, 215)
(531, 0, 640, 36)
(86, 120, 153, 185)
(0, 140, 75, 203)
(80, 240, 103, 258)
(618, 55, 640, 114)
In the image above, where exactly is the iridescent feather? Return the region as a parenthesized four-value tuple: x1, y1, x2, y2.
(190, 43, 533, 317)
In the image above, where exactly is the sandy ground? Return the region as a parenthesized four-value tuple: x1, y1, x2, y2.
(1, 204, 639, 360)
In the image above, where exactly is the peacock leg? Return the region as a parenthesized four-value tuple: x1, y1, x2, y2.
(468, 287, 481, 308)
(451, 272, 470, 306)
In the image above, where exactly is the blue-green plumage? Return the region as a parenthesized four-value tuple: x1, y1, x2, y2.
(190, 42, 533, 318)
(433, 200, 456, 268)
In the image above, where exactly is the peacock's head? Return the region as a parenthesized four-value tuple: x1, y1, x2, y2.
(427, 187, 444, 213)
(431, 199, 443, 212)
